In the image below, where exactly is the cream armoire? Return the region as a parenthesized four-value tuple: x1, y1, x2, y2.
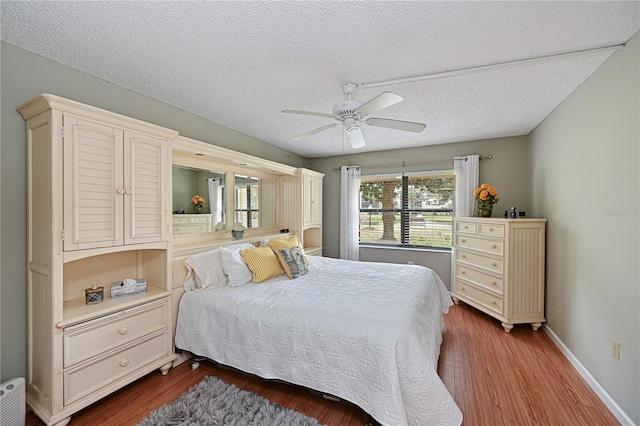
(19, 95, 177, 426)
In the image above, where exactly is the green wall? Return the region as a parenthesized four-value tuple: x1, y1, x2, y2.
(529, 32, 639, 423)
(0, 42, 308, 382)
(309, 135, 530, 290)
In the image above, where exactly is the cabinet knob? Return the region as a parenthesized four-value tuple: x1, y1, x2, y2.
(491, 262, 497, 266)
(492, 281, 497, 286)
(125, 189, 132, 195)
(461, 254, 466, 259)
(119, 327, 128, 335)
(116, 188, 125, 195)
(492, 244, 497, 249)
(489, 227, 494, 231)
(464, 226, 468, 229)
(461, 270, 466, 274)
(491, 299, 497, 305)
(119, 359, 129, 367)
(461, 286, 466, 291)
(461, 239, 466, 243)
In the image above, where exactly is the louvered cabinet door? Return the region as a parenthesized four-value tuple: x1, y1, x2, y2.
(63, 115, 124, 251)
(123, 132, 168, 244)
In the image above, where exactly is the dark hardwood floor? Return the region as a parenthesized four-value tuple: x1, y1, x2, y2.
(27, 303, 619, 425)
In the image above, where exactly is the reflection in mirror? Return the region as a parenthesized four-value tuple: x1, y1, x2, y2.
(233, 175, 278, 229)
(173, 166, 226, 234)
(234, 175, 259, 228)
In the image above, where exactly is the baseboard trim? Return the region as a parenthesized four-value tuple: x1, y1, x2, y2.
(543, 324, 636, 426)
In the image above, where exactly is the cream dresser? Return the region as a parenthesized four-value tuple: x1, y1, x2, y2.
(173, 214, 212, 235)
(452, 218, 546, 332)
(19, 95, 176, 426)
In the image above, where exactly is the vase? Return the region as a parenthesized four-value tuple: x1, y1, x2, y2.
(478, 207, 493, 217)
(232, 230, 244, 239)
(193, 205, 202, 214)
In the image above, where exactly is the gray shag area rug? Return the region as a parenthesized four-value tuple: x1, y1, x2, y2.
(137, 376, 324, 426)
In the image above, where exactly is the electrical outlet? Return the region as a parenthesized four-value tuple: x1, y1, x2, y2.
(612, 339, 620, 361)
(407, 261, 414, 265)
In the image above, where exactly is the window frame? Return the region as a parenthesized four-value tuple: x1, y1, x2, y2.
(359, 170, 454, 250)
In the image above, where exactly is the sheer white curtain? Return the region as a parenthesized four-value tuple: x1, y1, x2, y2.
(453, 155, 479, 217)
(340, 166, 361, 260)
(207, 178, 222, 225)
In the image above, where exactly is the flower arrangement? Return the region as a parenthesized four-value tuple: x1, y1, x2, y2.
(473, 183, 499, 217)
(191, 195, 205, 213)
(214, 221, 226, 232)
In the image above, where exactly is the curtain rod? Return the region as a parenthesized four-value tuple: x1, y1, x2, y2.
(332, 155, 491, 171)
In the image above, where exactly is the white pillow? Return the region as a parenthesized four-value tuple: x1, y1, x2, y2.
(219, 243, 255, 287)
(183, 249, 228, 291)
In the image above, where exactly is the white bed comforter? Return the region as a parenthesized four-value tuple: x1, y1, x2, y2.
(175, 256, 462, 426)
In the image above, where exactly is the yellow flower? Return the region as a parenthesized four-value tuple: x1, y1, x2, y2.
(191, 195, 206, 205)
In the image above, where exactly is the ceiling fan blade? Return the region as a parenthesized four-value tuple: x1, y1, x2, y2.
(290, 123, 338, 142)
(365, 117, 426, 133)
(282, 109, 336, 119)
(346, 126, 366, 149)
(356, 92, 403, 116)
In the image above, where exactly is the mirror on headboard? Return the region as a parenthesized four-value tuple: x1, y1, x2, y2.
(233, 175, 278, 229)
(172, 166, 227, 234)
(172, 165, 279, 236)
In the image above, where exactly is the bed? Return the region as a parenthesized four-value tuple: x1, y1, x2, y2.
(174, 243, 462, 426)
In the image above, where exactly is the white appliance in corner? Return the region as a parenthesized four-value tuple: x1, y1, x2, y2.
(0, 377, 25, 426)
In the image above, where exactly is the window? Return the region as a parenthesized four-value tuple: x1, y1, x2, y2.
(359, 172, 454, 249)
(235, 175, 259, 228)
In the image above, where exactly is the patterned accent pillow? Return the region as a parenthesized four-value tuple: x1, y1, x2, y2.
(239, 245, 284, 283)
(277, 246, 309, 279)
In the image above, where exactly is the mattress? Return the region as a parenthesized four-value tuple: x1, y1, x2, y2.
(175, 256, 462, 426)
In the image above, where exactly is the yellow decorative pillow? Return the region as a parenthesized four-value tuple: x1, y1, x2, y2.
(240, 246, 284, 283)
(268, 235, 303, 253)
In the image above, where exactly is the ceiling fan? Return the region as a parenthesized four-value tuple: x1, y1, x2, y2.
(282, 83, 426, 149)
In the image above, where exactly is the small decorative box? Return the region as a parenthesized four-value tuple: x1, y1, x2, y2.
(85, 283, 104, 305)
(110, 278, 147, 299)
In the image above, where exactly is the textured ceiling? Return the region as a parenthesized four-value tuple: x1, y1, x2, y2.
(2, 1, 639, 158)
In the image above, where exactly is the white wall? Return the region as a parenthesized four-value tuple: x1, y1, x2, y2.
(528, 32, 639, 423)
(309, 135, 530, 290)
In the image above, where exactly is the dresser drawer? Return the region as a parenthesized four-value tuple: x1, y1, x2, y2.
(456, 234, 504, 256)
(455, 249, 504, 275)
(64, 329, 169, 405)
(455, 280, 503, 315)
(478, 223, 505, 238)
(63, 299, 169, 368)
(173, 225, 209, 235)
(455, 221, 477, 234)
(456, 265, 503, 294)
(188, 216, 210, 224)
(173, 216, 189, 225)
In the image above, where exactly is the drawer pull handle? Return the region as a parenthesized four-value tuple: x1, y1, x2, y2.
(492, 262, 497, 266)
(492, 281, 497, 286)
(461, 254, 466, 258)
(492, 244, 497, 249)
(491, 299, 497, 305)
(119, 327, 128, 335)
(119, 359, 129, 367)
(461, 286, 466, 291)
(461, 239, 466, 243)
(464, 226, 468, 229)
(489, 227, 493, 231)
(461, 270, 466, 274)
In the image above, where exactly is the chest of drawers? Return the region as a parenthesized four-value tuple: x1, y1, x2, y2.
(173, 214, 212, 235)
(452, 218, 546, 332)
